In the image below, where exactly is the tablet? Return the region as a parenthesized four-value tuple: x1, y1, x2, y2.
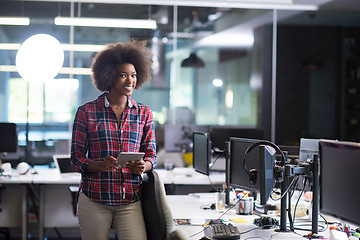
(117, 152, 145, 166)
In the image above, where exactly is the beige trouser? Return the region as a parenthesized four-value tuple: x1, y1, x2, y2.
(77, 192, 147, 240)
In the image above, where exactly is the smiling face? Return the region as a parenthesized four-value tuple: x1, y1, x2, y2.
(110, 63, 137, 97)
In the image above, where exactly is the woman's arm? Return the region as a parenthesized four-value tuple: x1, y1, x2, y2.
(140, 108, 157, 169)
(70, 107, 92, 174)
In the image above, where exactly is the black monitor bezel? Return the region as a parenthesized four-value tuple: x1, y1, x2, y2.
(319, 140, 360, 226)
(209, 126, 264, 151)
(229, 137, 264, 194)
(0, 122, 18, 154)
(192, 131, 212, 176)
(259, 145, 276, 205)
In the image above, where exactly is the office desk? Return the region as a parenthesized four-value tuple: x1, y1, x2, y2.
(0, 167, 224, 240)
(33, 167, 225, 239)
(32, 168, 80, 240)
(156, 168, 226, 194)
(0, 168, 80, 240)
(0, 173, 33, 240)
(166, 193, 331, 240)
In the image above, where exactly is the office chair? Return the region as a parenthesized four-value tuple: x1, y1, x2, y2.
(141, 171, 189, 240)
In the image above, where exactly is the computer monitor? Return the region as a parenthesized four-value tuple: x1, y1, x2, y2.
(0, 122, 18, 154)
(298, 138, 334, 192)
(164, 124, 209, 152)
(259, 145, 276, 206)
(319, 140, 360, 226)
(192, 132, 211, 175)
(229, 137, 276, 205)
(299, 138, 320, 162)
(209, 126, 264, 151)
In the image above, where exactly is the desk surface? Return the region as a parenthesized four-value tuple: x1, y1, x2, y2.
(0, 167, 225, 185)
(155, 168, 225, 185)
(166, 193, 331, 240)
(0, 167, 349, 240)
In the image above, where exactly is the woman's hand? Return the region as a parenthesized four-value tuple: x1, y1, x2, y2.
(124, 159, 147, 175)
(87, 156, 120, 172)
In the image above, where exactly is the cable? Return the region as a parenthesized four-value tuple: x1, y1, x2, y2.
(288, 175, 302, 231)
(318, 212, 329, 232)
(243, 234, 267, 240)
(291, 177, 307, 230)
(288, 187, 294, 231)
(290, 213, 329, 232)
(242, 140, 287, 179)
(189, 196, 244, 238)
(206, 173, 220, 192)
(239, 226, 266, 235)
(270, 231, 281, 239)
(270, 175, 299, 201)
(208, 153, 223, 171)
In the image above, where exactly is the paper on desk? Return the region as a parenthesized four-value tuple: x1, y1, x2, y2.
(229, 218, 250, 223)
(173, 218, 206, 226)
(190, 218, 207, 225)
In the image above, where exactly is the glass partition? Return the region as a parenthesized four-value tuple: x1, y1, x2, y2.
(1, 1, 358, 152)
(0, 2, 271, 145)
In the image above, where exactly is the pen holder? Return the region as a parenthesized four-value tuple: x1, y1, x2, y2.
(236, 197, 254, 215)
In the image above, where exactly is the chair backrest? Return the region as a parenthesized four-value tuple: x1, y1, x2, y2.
(141, 170, 173, 240)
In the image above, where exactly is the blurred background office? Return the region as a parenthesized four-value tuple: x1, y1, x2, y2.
(0, 0, 360, 167)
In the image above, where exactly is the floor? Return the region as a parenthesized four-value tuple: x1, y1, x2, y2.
(0, 227, 117, 240)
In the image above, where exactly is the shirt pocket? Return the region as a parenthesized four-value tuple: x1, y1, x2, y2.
(122, 119, 144, 151)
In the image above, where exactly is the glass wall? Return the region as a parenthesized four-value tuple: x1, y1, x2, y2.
(1, 1, 359, 155)
(0, 1, 272, 149)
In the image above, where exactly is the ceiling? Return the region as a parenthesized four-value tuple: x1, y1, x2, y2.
(1, 0, 359, 69)
(1, 0, 359, 43)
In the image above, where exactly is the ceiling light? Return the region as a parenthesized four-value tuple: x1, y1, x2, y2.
(0, 65, 91, 76)
(0, 43, 105, 52)
(181, 53, 205, 68)
(225, 89, 234, 109)
(61, 44, 105, 52)
(59, 67, 91, 75)
(212, 79, 223, 87)
(55, 17, 157, 29)
(16, 34, 64, 82)
(0, 43, 20, 50)
(0, 17, 30, 25)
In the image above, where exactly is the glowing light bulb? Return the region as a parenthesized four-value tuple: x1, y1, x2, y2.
(16, 34, 64, 82)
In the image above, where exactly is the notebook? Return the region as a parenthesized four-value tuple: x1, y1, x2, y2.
(53, 154, 81, 178)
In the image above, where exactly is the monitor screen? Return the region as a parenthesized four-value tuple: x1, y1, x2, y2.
(319, 140, 360, 226)
(53, 155, 75, 174)
(0, 122, 18, 153)
(209, 126, 264, 151)
(164, 124, 209, 152)
(192, 132, 211, 175)
(229, 137, 276, 205)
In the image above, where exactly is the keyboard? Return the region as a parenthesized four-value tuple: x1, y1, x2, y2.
(204, 223, 240, 239)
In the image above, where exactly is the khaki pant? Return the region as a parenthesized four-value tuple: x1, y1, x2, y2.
(77, 192, 147, 240)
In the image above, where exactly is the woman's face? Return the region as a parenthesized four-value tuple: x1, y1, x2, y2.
(111, 63, 137, 97)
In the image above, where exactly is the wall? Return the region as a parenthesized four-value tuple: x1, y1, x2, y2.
(276, 25, 342, 145)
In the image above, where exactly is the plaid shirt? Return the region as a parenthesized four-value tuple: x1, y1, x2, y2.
(70, 92, 156, 205)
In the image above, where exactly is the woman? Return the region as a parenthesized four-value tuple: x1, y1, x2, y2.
(70, 39, 156, 240)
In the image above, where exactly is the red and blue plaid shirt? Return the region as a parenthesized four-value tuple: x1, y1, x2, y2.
(70, 93, 156, 205)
